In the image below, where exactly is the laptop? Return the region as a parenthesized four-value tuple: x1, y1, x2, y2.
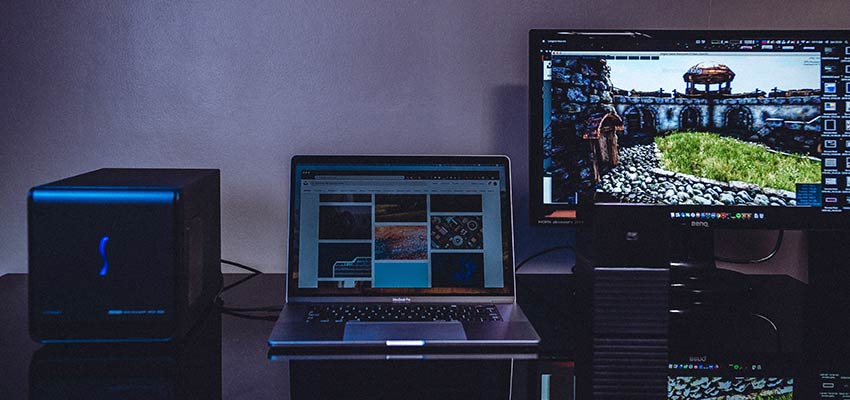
(268, 155, 540, 348)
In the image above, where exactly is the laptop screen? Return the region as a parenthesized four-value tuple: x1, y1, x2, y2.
(286, 156, 515, 299)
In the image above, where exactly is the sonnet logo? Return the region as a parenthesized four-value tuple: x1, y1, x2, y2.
(98, 236, 110, 276)
(392, 297, 412, 303)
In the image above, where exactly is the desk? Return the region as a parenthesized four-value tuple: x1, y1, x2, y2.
(2, 273, 848, 399)
(1, 274, 573, 399)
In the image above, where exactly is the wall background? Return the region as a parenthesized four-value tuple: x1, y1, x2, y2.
(2, 0, 848, 274)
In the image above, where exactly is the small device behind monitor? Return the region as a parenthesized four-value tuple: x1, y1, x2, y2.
(28, 168, 222, 343)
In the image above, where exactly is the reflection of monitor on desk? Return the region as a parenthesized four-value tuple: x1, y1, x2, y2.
(667, 354, 795, 400)
(528, 29, 850, 397)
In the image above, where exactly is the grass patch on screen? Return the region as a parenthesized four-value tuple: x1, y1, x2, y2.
(655, 131, 820, 192)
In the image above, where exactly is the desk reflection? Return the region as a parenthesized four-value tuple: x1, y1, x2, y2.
(273, 352, 575, 400)
(29, 310, 221, 400)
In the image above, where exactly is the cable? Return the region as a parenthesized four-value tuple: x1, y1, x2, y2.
(518, 283, 575, 322)
(219, 308, 279, 321)
(221, 258, 263, 274)
(220, 273, 260, 293)
(214, 297, 282, 313)
(515, 244, 575, 271)
(218, 259, 262, 294)
(215, 259, 283, 318)
(750, 312, 782, 353)
(221, 307, 282, 312)
(715, 230, 784, 264)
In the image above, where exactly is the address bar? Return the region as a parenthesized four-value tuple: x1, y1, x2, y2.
(314, 175, 405, 180)
(305, 180, 430, 186)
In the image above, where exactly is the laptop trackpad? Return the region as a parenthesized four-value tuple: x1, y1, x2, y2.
(343, 321, 467, 342)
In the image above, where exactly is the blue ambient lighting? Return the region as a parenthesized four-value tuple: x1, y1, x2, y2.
(31, 189, 174, 204)
(99, 236, 109, 276)
(107, 309, 166, 315)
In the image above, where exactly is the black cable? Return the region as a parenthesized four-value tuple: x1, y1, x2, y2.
(220, 273, 260, 293)
(218, 259, 262, 294)
(219, 308, 279, 321)
(220, 306, 282, 312)
(512, 244, 579, 338)
(215, 297, 282, 313)
(519, 283, 575, 322)
(750, 312, 782, 354)
(221, 258, 263, 274)
(215, 259, 283, 316)
(715, 230, 784, 264)
(515, 244, 575, 271)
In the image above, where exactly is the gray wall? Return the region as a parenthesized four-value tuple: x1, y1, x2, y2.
(2, 0, 848, 274)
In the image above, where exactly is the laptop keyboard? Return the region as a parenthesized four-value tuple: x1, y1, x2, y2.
(305, 304, 503, 323)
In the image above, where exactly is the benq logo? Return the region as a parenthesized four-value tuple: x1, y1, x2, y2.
(689, 355, 707, 362)
(691, 221, 710, 228)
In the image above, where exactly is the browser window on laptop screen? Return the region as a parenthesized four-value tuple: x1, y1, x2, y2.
(287, 160, 515, 298)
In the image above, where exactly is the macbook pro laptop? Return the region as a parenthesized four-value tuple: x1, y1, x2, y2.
(268, 155, 540, 348)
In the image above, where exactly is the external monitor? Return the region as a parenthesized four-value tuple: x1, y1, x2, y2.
(529, 30, 850, 230)
(529, 31, 850, 393)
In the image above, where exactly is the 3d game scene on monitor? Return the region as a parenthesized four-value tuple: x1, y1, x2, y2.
(532, 32, 850, 225)
(545, 51, 822, 208)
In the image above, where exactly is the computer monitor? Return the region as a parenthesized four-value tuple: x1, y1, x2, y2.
(529, 32, 850, 394)
(529, 30, 850, 230)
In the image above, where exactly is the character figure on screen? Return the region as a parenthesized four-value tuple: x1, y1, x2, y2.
(548, 57, 623, 202)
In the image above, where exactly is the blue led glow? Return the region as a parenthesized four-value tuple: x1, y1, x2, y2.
(31, 189, 174, 204)
(99, 236, 109, 276)
(107, 309, 166, 315)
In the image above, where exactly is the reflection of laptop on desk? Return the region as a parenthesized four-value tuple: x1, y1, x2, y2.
(268, 155, 540, 349)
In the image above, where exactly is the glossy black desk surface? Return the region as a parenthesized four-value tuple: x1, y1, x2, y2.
(1, 274, 573, 399)
(4, 273, 850, 399)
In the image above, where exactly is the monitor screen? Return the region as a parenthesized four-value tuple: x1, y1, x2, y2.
(529, 30, 850, 228)
(286, 156, 516, 300)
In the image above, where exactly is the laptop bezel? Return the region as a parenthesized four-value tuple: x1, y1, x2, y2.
(285, 155, 517, 304)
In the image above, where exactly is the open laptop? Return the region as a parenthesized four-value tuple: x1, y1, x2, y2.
(268, 155, 540, 348)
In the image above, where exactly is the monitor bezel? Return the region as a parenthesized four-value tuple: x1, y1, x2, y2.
(529, 29, 850, 229)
